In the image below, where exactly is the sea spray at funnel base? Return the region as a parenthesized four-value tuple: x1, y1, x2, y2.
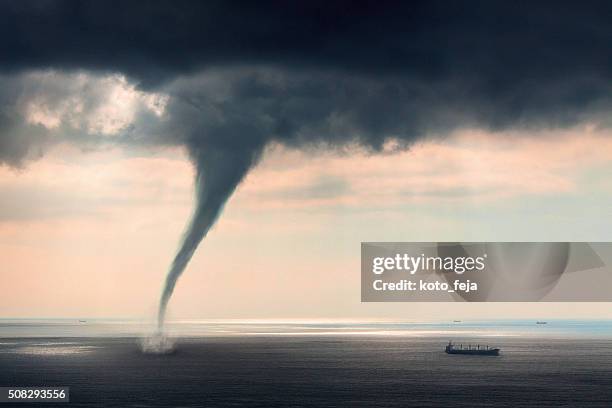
(157, 146, 262, 330)
(141, 333, 176, 355)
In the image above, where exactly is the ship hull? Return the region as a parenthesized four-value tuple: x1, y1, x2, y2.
(446, 349, 500, 356)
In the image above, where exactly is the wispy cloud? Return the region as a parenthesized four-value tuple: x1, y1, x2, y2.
(235, 126, 612, 210)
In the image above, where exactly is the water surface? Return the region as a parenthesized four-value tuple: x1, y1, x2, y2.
(1, 320, 611, 407)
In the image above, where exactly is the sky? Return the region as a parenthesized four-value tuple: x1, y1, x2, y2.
(1, 1, 612, 320)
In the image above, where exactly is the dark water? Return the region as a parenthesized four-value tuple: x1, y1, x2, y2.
(1, 336, 612, 407)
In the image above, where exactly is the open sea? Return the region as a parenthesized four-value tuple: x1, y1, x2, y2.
(1, 320, 612, 407)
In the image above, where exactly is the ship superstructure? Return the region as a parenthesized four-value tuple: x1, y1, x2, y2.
(445, 341, 500, 356)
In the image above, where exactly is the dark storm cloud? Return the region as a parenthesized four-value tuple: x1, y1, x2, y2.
(0, 0, 610, 156)
(1, 0, 611, 86)
(0, 78, 49, 167)
(152, 67, 610, 154)
(0, 114, 44, 167)
(0, 0, 610, 157)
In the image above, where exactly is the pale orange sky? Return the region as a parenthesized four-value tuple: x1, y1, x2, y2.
(2, 125, 612, 320)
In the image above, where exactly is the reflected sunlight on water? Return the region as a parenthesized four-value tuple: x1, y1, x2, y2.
(1, 343, 100, 355)
(1, 319, 612, 339)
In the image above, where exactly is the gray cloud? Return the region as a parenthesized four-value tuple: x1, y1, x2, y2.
(0, 0, 610, 165)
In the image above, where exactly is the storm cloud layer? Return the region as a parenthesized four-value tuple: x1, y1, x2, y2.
(1, 1, 611, 85)
(1, 1, 611, 326)
(1, 0, 611, 165)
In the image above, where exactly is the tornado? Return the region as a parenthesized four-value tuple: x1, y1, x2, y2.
(157, 145, 261, 330)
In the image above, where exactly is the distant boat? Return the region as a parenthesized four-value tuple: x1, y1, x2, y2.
(445, 341, 500, 356)
(78, 320, 87, 323)
(453, 320, 462, 323)
(536, 321, 548, 325)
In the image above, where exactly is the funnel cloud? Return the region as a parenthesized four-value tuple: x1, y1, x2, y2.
(157, 146, 262, 328)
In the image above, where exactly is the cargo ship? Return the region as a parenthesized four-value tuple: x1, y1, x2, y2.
(445, 341, 500, 356)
